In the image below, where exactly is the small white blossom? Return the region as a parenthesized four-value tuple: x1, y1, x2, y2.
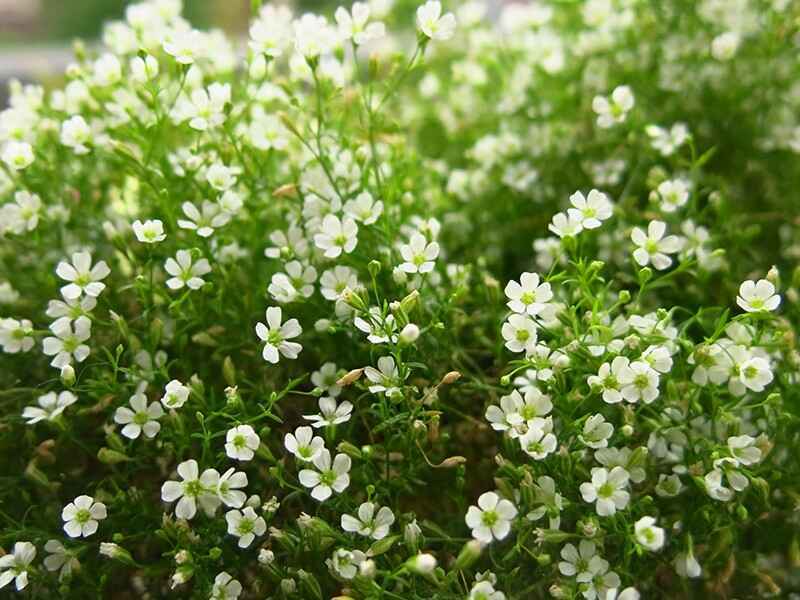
(132, 219, 166, 243)
(298, 449, 351, 502)
(303, 396, 353, 428)
(736, 279, 780, 313)
(284, 426, 325, 462)
(593, 85, 634, 128)
(631, 220, 683, 270)
(226, 507, 266, 548)
(225, 425, 260, 461)
(56, 251, 110, 300)
(634, 516, 665, 551)
(161, 379, 191, 409)
(314, 214, 359, 259)
(465, 491, 517, 543)
(341, 502, 395, 540)
(114, 393, 164, 439)
(416, 1, 457, 41)
(255, 306, 303, 363)
(164, 250, 211, 290)
(580, 466, 630, 516)
(62, 495, 107, 538)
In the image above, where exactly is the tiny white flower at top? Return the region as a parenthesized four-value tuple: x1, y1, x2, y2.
(465, 491, 517, 543)
(62, 495, 107, 538)
(163, 29, 205, 65)
(631, 220, 683, 270)
(567, 189, 613, 229)
(56, 251, 110, 300)
(177, 200, 231, 237)
(344, 191, 383, 224)
(416, 1, 457, 41)
(592, 85, 634, 128)
(548, 211, 583, 238)
(736, 278, 780, 313)
(225, 425, 261, 461)
(115, 392, 164, 439)
(255, 306, 303, 363)
(249, 5, 292, 58)
(132, 219, 166, 243)
(22, 390, 77, 424)
(341, 502, 396, 540)
(336, 2, 386, 45)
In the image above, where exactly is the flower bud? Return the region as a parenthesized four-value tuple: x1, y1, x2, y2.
(453, 540, 483, 570)
(258, 549, 275, 565)
(60, 365, 76, 386)
(337, 368, 364, 387)
(406, 553, 437, 575)
(399, 323, 420, 344)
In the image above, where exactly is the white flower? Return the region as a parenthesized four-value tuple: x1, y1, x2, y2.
(711, 31, 740, 61)
(22, 391, 78, 425)
(255, 306, 303, 363)
(344, 191, 383, 224)
(3, 190, 42, 233)
(250, 6, 291, 57)
(304, 396, 353, 428)
(739, 356, 773, 392)
(62, 495, 107, 538)
(354, 308, 398, 345)
(0, 318, 35, 353)
(314, 214, 358, 258)
(132, 219, 166, 243)
(114, 393, 164, 439)
(575, 554, 620, 600)
(548, 211, 583, 238)
(518, 418, 557, 460)
(674, 548, 702, 578)
(736, 279, 780, 313)
(42, 316, 92, 368)
(210, 571, 242, 600)
(364, 356, 401, 396)
(225, 507, 267, 548)
(0, 541, 36, 591)
(567, 189, 613, 229)
(727, 434, 762, 466)
(161, 379, 190, 409)
(163, 29, 205, 65)
(2, 140, 35, 170)
(399, 232, 440, 274)
(173, 83, 231, 131)
(645, 123, 690, 156)
(469, 581, 506, 600)
(485, 389, 552, 438)
(311, 362, 342, 397)
(130, 55, 159, 83)
(320, 266, 360, 301)
(46, 296, 96, 323)
(336, 3, 386, 45)
(631, 220, 683, 270)
(164, 250, 211, 290)
(225, 425, 260, 461)
(504, 272, 553, 316)
(330, 548, 366, 580)
(43, 539, 79, 581)
(284, 425, 325, 462)
(298, 449, 351, 501)
(56, 251, 110, 300)
(268, 260, 317, 303)
(341, 502, 395, 540)
(161, 459, 221, 520)
(416, 1, 457, 41)
(654, 179, 689, 213)
(294, 13, 338, 59)
(620, 360, 660, 404)
(206, 163, 238, 191)
(580, 414, 614, 449)
(559, 539, 596, 577)
(592, 85, 634, 128)
(634, 516, 665, 551)
(92, 53, 121, 86)
(215, 467, 248, 508)
(501, 314, 538, 354)
(588, 356, 633, 404)
(465, 491, 517, 543)
(60, 115, 92, 154)
(177, 201, 231, 237)
(580, 466, 630, 516)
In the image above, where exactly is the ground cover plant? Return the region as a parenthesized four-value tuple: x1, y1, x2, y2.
(1, 0, 800, 598)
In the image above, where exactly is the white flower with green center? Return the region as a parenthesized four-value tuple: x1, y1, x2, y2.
(210, 571, 242, 600)
(42, 316, 92, 368)
(620, 360, 660, 404)
(0, 541, 36, 591)
(567, 189, 613, 229)
(22, 390, 78, 424)
(43, 539, 79, 581)
(548, 211, 583, 238)
(56, 251, 110, 300)
(161, 379, 190, 409)
(2, 140, 35, 170)
(114, 392, 164, 439)
(314, 214, 359, 259)
(303, 396, 353, 428)
(654, 179, 689, 213)
(736, 278, 781, 313)
(399, 232, 440, 274)
(344, 191, 384, 224)
(284, 425, 325, 462)
(255, 306, 303, 364)
(225, 425, 260, 461)
(501, 314, 538, 354)
(727, 435, 762, 466)
(164, 249, 211, 290)
(518, 417, 557, 460)
(160, 459, 221, 520)
(62, 495, 107, 538)
(579, 413, 614, 449)
(298, 449, 351, 502)
(631, 220, 683, 270)
(634, 516, 665, 551)
(329, 548, 366, 580)
(177, 200, 230, 238)
(504, 272, 553, 316)
(579, 466, 630, 516)
(465, 491, 517, 543)
(416, 1, 456, 41)
(559, 539, 597, 577)
(341, 502, 396, 540)
(215, 467, 248, 508)
(336, 3, 386, 45)
(0, 318, 35, 353)
(132, 219, 166, 243)
(225, 507, 266, 548)
(311, 362, 342, 397)
(588, 356, 634, 404)
(592, 85, 634, 128)
(468, 580, 506, 600)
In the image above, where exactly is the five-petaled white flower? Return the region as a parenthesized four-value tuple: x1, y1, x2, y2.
(255, 306, 303, 363)
(0, 541, 36, 591)
(416, 1, 457, 41)
(298, 449, 351, 501)
(634, 516, 665, 551)
(303, 396, 353, 428)
(314, 214, 359, 259)
(160, 459, 220, 520)
(132, 219, 166, 243)
(631, 220, 683, 270)
(284, 425, 325, 462)
(210, 571, 242, 600)
(22, 390, 78, 424)
(399, 232, 440, 274)
(341, 502, 396, 540)
(56, 251, 110, 300)
(567, 189, 613, 229)
(42, 316, 92, 368)
(593, 85, 634, 128)
(736, 279, 780, 313)
(580, 466, 630, 516)
(114, 393, 164, 439)
(501, 314, 538, 354)
(335, 2, 386, 45)
(164, 250, 211, 290)
(177, 201, 230, 237)
(465, 491, 517, 543)
(226, 507, 267, 548)
(505, 272, 553, 316)
(225, 425, 261, 461)
(161, 379, 191, 409)
(62, 495, 107, 538)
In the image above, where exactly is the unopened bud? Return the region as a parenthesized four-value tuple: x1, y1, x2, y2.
(400, 323, 420, 344)
(337, 368, 364, 387)
(441, 371, 461, 385)
(406, 553, 437, 575)
(453, 540, 483, 570)
(60, 365, 76, 386)
(400, 290, 420, 313)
